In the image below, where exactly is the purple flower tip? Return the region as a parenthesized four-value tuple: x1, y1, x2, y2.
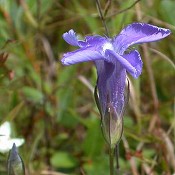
(63, 29, 79, 47)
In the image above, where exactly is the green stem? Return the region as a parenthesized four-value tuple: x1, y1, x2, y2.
(95, 0, 110, 37)
(115, 144, 120, 175)
(109, 147, 115, 175)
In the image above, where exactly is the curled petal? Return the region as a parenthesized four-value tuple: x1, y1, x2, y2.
(63, 29, 79, 46)
(114, 23, 171, 54)
(123, 50, 143, 78)
(105, 49, 140, 78)
(61, 47, 103, 65)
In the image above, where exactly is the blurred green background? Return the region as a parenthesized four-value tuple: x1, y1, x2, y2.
(0, 0, 175, 174)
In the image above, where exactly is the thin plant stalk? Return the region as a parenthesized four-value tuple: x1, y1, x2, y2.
(109, 147, 115, 175)
(115, 144, 120, 174)
(109, 144, 120, 175)
(95, 0, 110, 37)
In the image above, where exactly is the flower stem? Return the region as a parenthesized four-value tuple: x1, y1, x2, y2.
(109, 147, 115, 175)
(95, 0, 110, 37)
(115, 144, 120, 175)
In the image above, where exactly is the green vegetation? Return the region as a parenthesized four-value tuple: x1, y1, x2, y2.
(0, 0, 174, 174)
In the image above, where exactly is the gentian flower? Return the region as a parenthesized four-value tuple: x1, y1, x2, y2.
(61, 23, 170, 147)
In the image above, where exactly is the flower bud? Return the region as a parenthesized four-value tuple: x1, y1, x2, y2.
(7, 143, 25, 175)
(101, 103, 123, 149)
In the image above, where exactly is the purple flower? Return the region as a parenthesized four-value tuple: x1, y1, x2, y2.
(61, 23, 170, 114)
(61, 23, 170, 146)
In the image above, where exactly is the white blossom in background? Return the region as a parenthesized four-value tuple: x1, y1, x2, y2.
(0, 122, 24, 153)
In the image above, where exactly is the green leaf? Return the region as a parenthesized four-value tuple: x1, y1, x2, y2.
(50, 152, 78, 169)
(83, 155, 109, 175)
(82, 118, 104, 158)
(22, 87, 43, 104)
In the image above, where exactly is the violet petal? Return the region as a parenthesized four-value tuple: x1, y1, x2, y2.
(63, 29, 79, 47)
(95, 60, 115, 115)
(108, 62, 126, 117)
(61, 47, 103, 65)
(123, 50, 143, 78)
(114, 23, 171, 54)
(105, 49, 139, 78)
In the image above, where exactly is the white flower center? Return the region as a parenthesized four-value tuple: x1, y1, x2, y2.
(102, 42, 113, 52)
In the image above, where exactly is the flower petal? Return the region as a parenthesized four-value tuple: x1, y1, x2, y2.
(114, 23, 171, 54)
(85, 35, 107, 45)
(108, 63, 126, 117)
(105, 49, 140, 78)
(61, 47, 103, 65)
(95, 60, 115, 115)
(95, 60, 126, 118)
(78, 35, 107, 48)
(123, 50, 143, 78)
(63, 29, 79, 46)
